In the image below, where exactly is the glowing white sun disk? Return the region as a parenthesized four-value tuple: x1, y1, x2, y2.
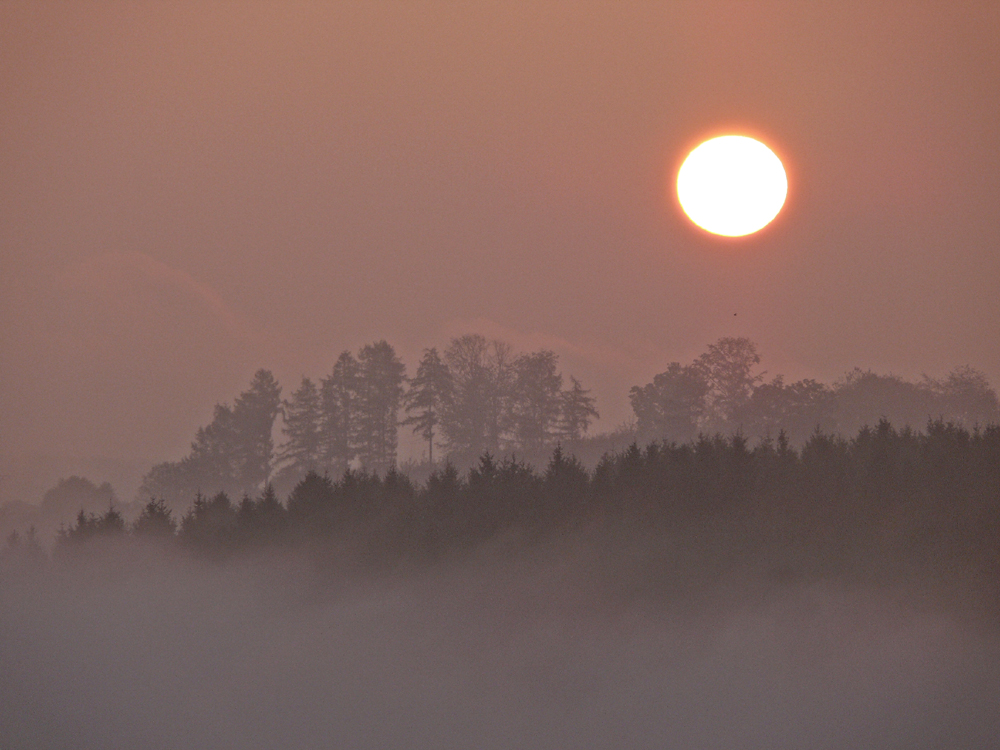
(677, 135, 787, 237)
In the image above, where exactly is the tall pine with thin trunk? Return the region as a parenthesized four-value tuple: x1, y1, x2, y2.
(278, 377, 322, 478)
(355, 341, 407, 475)
(403, 348, 453, 464)
(320, 351, 360, 476)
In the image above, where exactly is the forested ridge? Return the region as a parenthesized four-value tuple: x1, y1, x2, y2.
(133, 334, 1000, 512)
(4, 417, 998, 613)
(3, 334, 999, 591)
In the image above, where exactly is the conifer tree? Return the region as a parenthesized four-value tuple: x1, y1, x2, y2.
(558, 376, 600, 442)
(320, 351, 360, 476)
(278, 376, 323, 479)
(231, 369, 282, 493)
(133, 498, 177, 538)
(355, 341, 407, 474)
(402, 348, 453, 464)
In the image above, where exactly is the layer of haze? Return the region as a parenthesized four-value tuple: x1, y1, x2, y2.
(3, 2, 1000, 501)
(4, 542, 1000, 749)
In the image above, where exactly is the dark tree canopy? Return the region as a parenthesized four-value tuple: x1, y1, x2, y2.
(630, 362, 709, 444)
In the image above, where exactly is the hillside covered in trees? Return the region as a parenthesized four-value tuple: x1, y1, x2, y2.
(4, 418, 997, 618)
(132, 334, 999, 515)
(4, 339, 1000, 747)
(2, 334, 997, 551)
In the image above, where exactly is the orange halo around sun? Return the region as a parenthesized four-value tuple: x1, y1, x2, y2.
(676, 135, 787, 237)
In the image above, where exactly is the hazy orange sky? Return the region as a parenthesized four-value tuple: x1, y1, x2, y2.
(2, 2, 999, 501)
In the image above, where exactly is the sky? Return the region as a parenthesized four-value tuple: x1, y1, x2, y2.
(2, 2, 999, 502)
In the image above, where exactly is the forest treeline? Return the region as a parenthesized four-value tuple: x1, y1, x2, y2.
(6, 419, 998, 608)
(3, 334, 997, 553)
(138, 334, 600, 509)
(135, 334, 999, 512)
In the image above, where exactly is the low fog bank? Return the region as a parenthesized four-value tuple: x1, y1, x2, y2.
(3, 421, 999, 748)
(3, 534, 999, 750)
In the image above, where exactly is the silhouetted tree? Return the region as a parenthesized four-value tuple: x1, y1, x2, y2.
(417, 462, 464, 554)
(138, 371, 282, 507)
(253, 483, 287, 542)
(133, 498, 177, 538)
(464, 452, 540, 534)
(540, 445, 590, 525)
(231, 369, 282, 491)
(286, 470, 336, 533)
(355, 341, 407, 474)
(630, 362, 709, 444)
(924, 365, 1000, 426)
(57, 506, 126, 547)
(277, 376, 323, 483)
(831, 369, 934, 436)
(179, 491, 237, 552)
(41, 476, 117, 518)
(511, 350, 564, 453)
(320, 351, 360, 476)
(186, 403, 240, 494)
(558, 376, 600, 442)
(735, 376, 835, 444)
(697, 337, 764, 431)
(441, 335, 516, 458)
(402, 348, 453, 464)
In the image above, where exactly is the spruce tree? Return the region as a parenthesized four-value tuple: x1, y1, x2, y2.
(320, 351, 360, 475)
(355, 341, 407, 474)
(278, 376, 323, 479)
(402, 348, 453, 464)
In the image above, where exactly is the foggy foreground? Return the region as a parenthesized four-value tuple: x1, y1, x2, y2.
(3, 531, 999, 749)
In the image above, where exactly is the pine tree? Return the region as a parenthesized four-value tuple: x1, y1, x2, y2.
(355, 341, 407, 475)
(402, 348, 453, 464)
(231, 369, 282, 493)
(278, 376, 322, 479)
(320, 351, 360, 476)
(133, 498, 177, 538)
(558, 376, 600, 442)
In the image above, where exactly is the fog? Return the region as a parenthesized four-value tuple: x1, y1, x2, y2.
(4, 3, 1000, 746)
(4, 524, 999, 749)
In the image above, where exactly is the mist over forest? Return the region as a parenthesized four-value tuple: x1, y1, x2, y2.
(6, 2, 1000, 746)
(4, 335, 1000, 748)
(3, 334, 999, 544)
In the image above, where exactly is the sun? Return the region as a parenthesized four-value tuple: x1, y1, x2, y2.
(676, 135, 787, 237)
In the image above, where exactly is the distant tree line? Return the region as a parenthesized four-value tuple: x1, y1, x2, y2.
(133, 334, 998, 515)
(9, 418, 995, 606)
(631, 337, 999, 446)
(138, 335, 599, 510)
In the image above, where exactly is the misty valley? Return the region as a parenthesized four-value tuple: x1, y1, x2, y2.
(7, 3, 1000, 747)
(3, 336, 1000, 749)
